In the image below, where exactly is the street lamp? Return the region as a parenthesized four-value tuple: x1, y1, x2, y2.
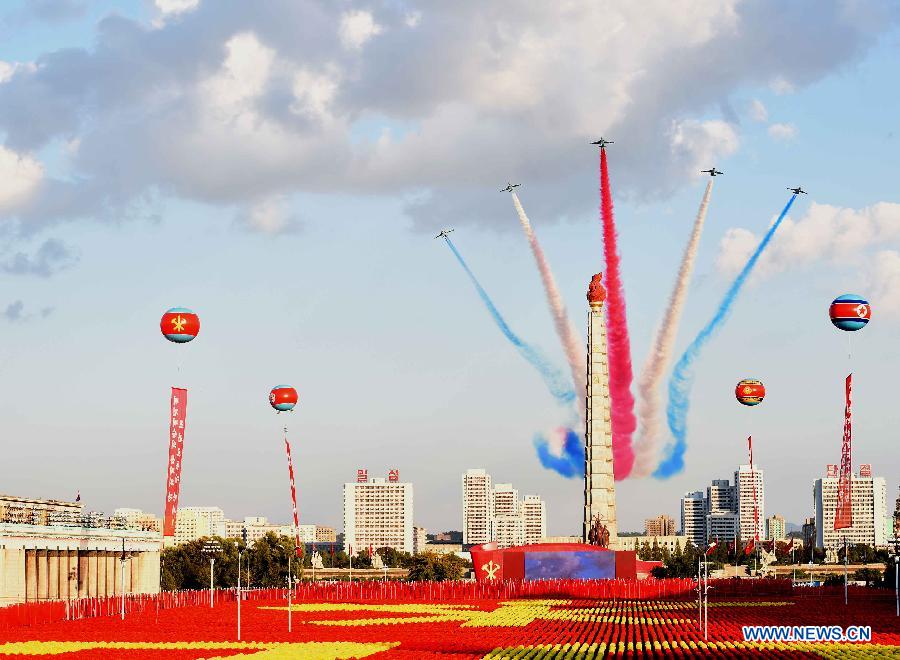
(202, 540, 222, 608)
(237, 549, 243, 641)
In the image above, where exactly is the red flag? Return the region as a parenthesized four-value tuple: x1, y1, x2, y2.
(284, 434, 302, 557)
(162, 387, 188, 538)
(744, 538, 755, 556)
(705, 539, 718, 556)
(748, 436, 760, 542)
(786, 538, 794, 551)
(834, 374, 853, 530)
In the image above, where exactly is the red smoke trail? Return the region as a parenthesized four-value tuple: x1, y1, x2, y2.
(599, 148, 635, 479)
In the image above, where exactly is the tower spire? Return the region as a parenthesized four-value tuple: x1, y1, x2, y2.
(584, 273, 618, 546)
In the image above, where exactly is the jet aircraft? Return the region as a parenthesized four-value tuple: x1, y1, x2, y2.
(787, 186, 807, 195)
(501, 183, 521, 192)
(590, 137, 614, 148)
(434, 229, 455, 239)
(701, 168, 723, 176)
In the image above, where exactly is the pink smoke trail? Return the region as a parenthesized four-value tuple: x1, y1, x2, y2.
(511, 192, 587, 422)
(599, 148, 635, 479)
(632, 179, 714, 477)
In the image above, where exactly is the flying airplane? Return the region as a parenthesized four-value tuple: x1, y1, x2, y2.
(501, 183, 521, 192)
(787, 186, 807, 195)
(701, 168, 723, 177)
(590, 137, 614, 148)
(434, 229, 455, 239)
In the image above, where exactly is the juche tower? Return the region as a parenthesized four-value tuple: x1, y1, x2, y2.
(583, 273, 618, 547)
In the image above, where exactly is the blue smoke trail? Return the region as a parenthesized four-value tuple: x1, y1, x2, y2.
(654, 194, 797, 479)
(534, 427, 583, 478)
(443, 237, 576, 404)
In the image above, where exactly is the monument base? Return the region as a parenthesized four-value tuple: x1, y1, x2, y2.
(471, 543, 641, 581)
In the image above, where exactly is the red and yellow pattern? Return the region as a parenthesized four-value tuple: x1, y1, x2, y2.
(1, 595, 897, 658)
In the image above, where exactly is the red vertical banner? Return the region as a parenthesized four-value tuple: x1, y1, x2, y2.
(285, 436, 302, 557)
(834, 374, 853, 530)
(748, 436, 759, 542)
(163, 387, 188, 538)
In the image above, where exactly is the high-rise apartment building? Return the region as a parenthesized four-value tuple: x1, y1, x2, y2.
(343, 473, 414, 553)
(494, 514, 525, 548)
(493, 484, 519, 517)
(644, 514, 676, 537)
(174, 507, 225, 545)
(766, 514, 786, 541)
(413, 526, 427, 554)
(522, 495, 547, 545)
(462, 469, 493, 545)
(735, 465, 765, 542)
(707, 480, 737, 514)
(814, 468, 888, 549)
(315, 526, 337, 543)
(802, 517, 816, 549)
(680, 491, 707, 547)
(706, 511, 739, 544)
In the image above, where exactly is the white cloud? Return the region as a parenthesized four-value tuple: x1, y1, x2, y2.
(769, 76, 796, 94)
(404, 12, 422, 28)
(203, 32, 275, 113)
(0, 146, 43, 212)
(0, 1, 894, 231)
(154, 0, 200, 16)
(768, 122, 797, 141)
(749, 98, 768, 122)
(339, 10, 383, 50)
(716, 202, 900, 280)
(0, 61, 14, 84)
(670, 119, 740, 175)
(868, 250, 900, 316)
(238, 197, 298, 234)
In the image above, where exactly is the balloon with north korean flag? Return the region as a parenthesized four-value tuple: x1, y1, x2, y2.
(160, 307, 200, 343)
(829, 294, 870, 331)
(269, 385, 298, 412)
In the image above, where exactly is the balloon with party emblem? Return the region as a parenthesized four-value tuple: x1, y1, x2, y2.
(735, 379, 765, 406)
(269, 385, 298, 412)
(160, 307, 200, 343)
(829, 294, 870, 331)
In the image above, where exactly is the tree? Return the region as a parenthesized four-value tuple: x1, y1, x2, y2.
(853, 568, 881, 585)
(247, 533, 295, 588)
(637, 541, 652, 561)
(406, 553, 469, 581)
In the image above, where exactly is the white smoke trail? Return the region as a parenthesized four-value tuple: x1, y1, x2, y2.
(511, 192, 587, 422)
(632, 179, 714, 477)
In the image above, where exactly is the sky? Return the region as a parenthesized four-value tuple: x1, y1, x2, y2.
(1, 0, 898, 537)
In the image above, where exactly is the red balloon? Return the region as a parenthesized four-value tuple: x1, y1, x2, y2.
(735, 379, 765, 406)
(269, 385, 298, 412)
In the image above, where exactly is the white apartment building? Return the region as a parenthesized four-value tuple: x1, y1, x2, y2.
(462, 469, 493, 545)
(735, 465, 765, 542)
(707, 480, 737, 514)
(706, 511, 739, 544)
(814, 470, 888, 549)
(343, 475, 413, 554)
(413, 526, 427, 554)
(493, 483, 519, 517)
(680, 491, 706, 547)
(766, 514, 786, 541)
(494, 514, 525, 548)
(113, 508, 162, 533)
(173, 507, 225, 545)
(619, 535, 689, 554)
(522, 495, 547, 545)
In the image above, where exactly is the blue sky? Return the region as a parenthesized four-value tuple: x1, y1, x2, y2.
(1, 1, 898, 536)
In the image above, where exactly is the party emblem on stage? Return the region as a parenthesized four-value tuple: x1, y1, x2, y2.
(160, 307, 200, 343)
(482, 560, 500, 580)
